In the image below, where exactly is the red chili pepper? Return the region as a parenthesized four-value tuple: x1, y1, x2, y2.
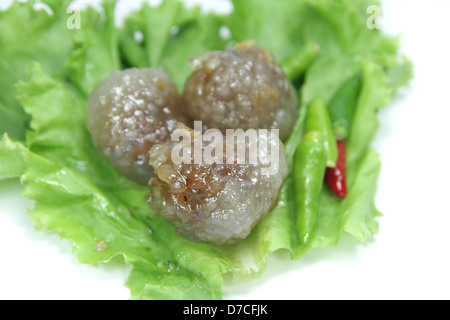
(325, 140, 347, 198)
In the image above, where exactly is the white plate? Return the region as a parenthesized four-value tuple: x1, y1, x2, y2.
(1, 0, 450, 300)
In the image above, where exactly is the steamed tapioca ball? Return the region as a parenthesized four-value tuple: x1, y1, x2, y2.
(183, 41, 298, 141)
(146, 124, 288, 245)
(86, 67, 189, 184)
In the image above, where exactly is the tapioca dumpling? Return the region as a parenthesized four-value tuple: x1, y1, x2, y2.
(87, 67, 189, 184)
(146, 124, 288, 245)
(183, 41, 298, 140)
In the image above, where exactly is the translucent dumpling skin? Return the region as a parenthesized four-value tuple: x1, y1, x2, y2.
(87, 67, 189, 184)
(146, 125, 288, 245)
(183, 41, 298, 140)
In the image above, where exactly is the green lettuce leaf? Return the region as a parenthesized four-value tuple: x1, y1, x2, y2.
(0, 0, 412, 299)
(64, 0, 121, 97)
(0, 0, 73, 139)
(119, 0, 227, 90)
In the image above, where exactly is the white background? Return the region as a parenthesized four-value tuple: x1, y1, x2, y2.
(0, 0, 449, 300)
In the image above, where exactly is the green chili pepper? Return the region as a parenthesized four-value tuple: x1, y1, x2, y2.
(281, 42, 320, 81)
(284, 92, 307, 170)
(293, 130, 326, 245)
(328, 73, 362, 140)
(305, 95, 338, 168)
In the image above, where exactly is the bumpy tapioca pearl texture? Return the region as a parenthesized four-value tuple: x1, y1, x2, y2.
(87, 67, 189, 184)
(146, 127, 288, 245)
(183, 44, 298, 140)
